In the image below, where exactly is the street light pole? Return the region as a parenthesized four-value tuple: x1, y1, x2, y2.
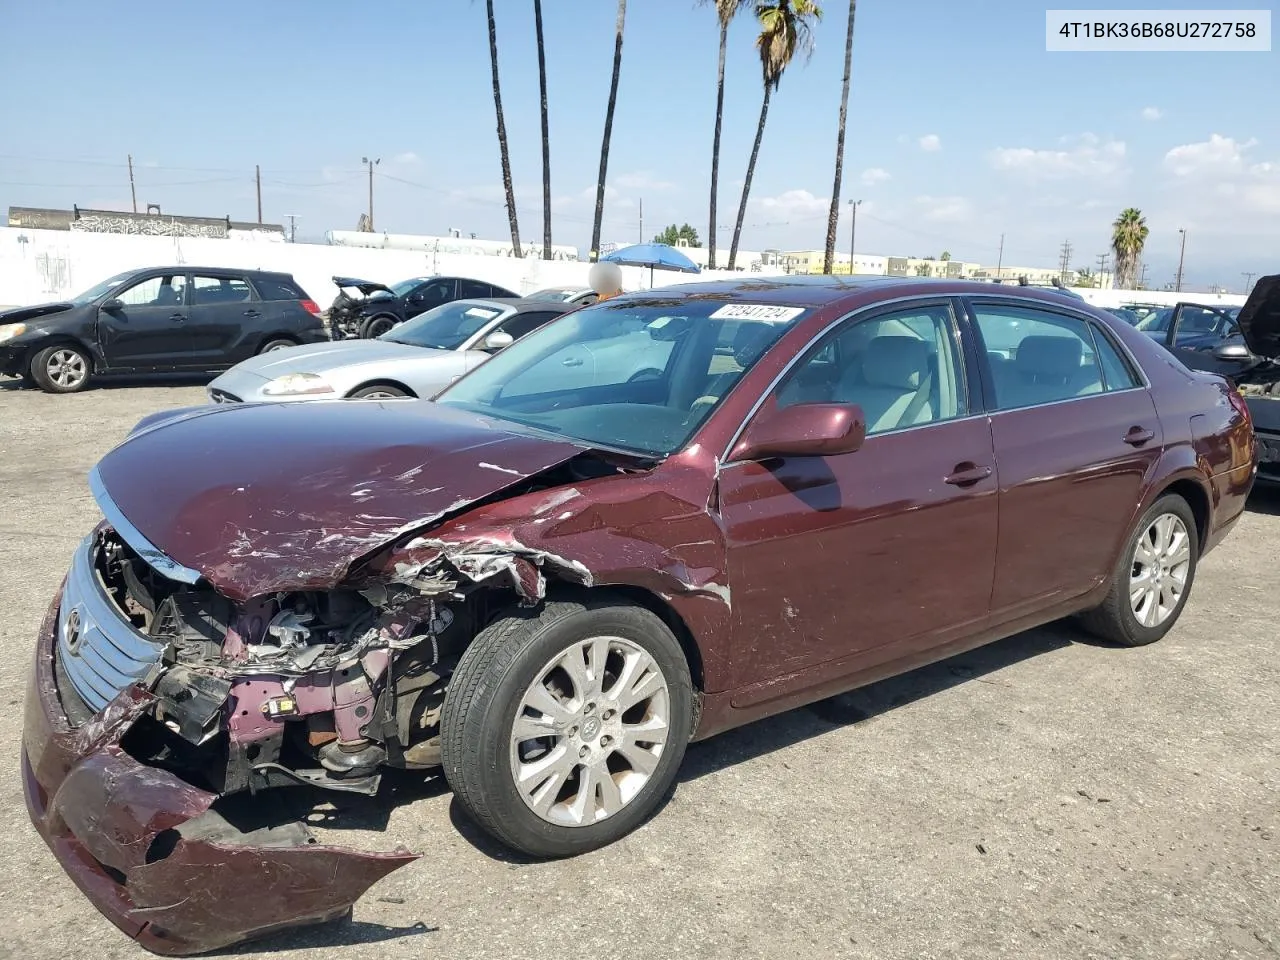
(847, 198, 861, 274)
(1174, 228, 1187, 292)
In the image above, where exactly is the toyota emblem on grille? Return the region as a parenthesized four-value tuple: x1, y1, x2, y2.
(64, 608, 83, 655)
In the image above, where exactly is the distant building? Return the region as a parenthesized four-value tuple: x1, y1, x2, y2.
(7, 205, 284, 239)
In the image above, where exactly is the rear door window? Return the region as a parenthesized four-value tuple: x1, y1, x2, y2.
(191, 275, 255, 305)
(253, 277, 305, 300)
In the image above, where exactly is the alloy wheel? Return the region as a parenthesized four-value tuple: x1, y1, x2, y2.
(46, 349, 88, 389)
(1129, 513, 1191, 628)
(509, 635, 671, 827)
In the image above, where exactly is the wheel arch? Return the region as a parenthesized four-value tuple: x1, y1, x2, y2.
(345, 379, 417, 399)
(360, 313, 400, 338)
(257, 332, 300, 351)
(1155, 476, 1211, 548)
(27, 335, 99, 372)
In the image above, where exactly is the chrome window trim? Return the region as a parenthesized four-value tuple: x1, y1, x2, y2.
(88, 465, 203, 585)
(717, 293, 974, 464)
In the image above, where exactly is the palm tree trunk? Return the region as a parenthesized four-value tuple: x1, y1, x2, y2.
(708, 23, 728, 270)
(728, 85, 771, 272)
(590, 0, 627, 262)
(533, 0, 552, 260)
(486, 0, 522, 257)
(822, 0, 857, 274)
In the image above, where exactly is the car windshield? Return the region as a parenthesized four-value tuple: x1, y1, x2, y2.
(435, 297, 806, 457)
(526, 288, 576, 302)
(70, 271, 135, 305)
(387, 278, 426, 298)
(380, 300, 508, 350)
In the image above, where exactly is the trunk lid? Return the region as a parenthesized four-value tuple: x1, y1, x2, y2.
(1237, 274, 1280, 359)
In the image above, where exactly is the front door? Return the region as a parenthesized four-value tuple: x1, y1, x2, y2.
(97, 273, 190, 369)
(967, 298, 1163, 618)
(719, 299, 999, 702)
(1164, 303, 1250, 377)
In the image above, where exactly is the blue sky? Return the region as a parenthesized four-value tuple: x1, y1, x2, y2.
(0, 0, 1275, 289)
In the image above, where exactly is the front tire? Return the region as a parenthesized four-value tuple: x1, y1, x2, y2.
(441, 597, 693, 858)
(259, 338, 297, 354)
(30, 344, 92, 393)
(1077, 494, 1199, 647)
(362, 315, 397, 339)
(348, 384, 410, 400)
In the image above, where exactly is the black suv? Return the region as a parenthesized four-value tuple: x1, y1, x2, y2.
(329, 275, 518, 339)
(0, 267, 328, 393)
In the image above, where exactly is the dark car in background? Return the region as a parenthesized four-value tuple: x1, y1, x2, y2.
(0, 267, 326, 393)
(23, 275, 1254, 952)
(1143, 281, 1280, 482)
(328, 275, 519, 340)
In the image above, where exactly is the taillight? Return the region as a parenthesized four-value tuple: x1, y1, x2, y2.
(1228, 386, 1252, 425)
(299, 299, 321, 316)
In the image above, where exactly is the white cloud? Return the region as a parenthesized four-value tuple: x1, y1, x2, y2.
(913, 195, 972, 223)
(751, 188, 830, 220)
(918, 134, 941, 152)
(860, 167, 891, 186)
(614, 171, 674, 191)
(1163, 134, 1256, 177)
(1141, 106, 1163, 121)
(989, 134, 1127, 180)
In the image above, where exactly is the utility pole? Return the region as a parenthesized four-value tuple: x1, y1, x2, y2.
(283, 214, 298, 243)
(255, 165, 263, 223)
(639, 197, 643, 244)
(362, 157, 380, 231)
(1058, 239, 1073, 282)
(127, 154, 137, 213)
(1242, 271, 1256, 295)
(996, 234, 1005, 280)
(1096, 253, 1110, 289)
(1174, 227, 1187, 292)
(847, 198, 861, 270)
(1140, 263, 1149, 289)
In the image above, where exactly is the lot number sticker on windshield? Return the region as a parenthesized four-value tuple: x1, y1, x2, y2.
(464, 307, 500, 319)
(709, 304, 805, 323)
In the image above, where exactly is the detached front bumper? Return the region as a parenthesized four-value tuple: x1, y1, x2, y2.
(22, 589, 419, 956)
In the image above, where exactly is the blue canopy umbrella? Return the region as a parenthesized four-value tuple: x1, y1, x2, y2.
(601, 242, 701, 288)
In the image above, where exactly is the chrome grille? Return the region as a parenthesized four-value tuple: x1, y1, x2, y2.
(57, 537, 167, 715)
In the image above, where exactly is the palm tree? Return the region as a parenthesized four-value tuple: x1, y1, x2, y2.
(590, 0, 628, 262)
(728, 0, 822, 271)
(485, 0, 522, 256)
(533, 0, 552, 259)
(822, 0, 857, 274)
(1112, 207, 1148, 289)
(703, 0, 748, 270)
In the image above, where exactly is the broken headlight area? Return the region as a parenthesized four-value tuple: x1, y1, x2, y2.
(65, 526, 479, 800)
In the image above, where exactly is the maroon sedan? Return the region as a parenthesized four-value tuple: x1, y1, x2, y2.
(23, 277, 1255, 953)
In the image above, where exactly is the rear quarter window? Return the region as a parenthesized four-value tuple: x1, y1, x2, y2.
(253, 277, 306, 301)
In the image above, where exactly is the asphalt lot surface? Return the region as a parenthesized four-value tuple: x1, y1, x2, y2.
(1, 375, 1277, 960)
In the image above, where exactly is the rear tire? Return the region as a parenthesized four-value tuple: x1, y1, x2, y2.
(362, 315, 397, 339)
(1077, 494, 1199, 647)
(348, 384, 411, 400)
(30, 344, 92, 393)
(441, 597, 693, 858)
(259, 338, 297, 354)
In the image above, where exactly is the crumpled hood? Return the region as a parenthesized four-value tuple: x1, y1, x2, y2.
(0, 301, 74, 323)
(1237, 274, 1280, 359)
(93, 401, 587, 601)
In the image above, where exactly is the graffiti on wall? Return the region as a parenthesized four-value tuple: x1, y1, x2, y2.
(36, 252, 71, 295)
(69, 214, 229, 239)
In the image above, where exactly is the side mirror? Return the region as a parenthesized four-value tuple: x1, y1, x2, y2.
(732, 402, 866, 461)
(482, 330, 515, 352)
(1212, 341, 1253, 361)
(407, 292, 425, 304)
(101, 298, 123, 312)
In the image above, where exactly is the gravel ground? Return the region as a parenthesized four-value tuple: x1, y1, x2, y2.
(0, 376, 1276, 960)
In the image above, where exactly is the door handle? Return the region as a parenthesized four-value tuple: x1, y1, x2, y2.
(1123, 426, 1155, 446)
(168, 313, 185, 323)
(562, 357, 584, 367)
(243, 309, 261, 318)
(944, 462, 993, 487)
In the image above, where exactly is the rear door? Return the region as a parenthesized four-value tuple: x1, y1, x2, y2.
(967, 298, 1161, 619)
(97, 272, 191, 369)
(187, 274, 260, 366)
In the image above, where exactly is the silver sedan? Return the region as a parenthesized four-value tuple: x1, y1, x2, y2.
(205, 298, 573, 403)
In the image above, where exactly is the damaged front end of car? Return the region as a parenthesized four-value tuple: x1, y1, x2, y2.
(22, 407, 643, 954)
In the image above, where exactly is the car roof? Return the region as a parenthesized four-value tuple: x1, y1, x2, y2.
(125, 266, 295, 280)
(618, 274, 1102, 310)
